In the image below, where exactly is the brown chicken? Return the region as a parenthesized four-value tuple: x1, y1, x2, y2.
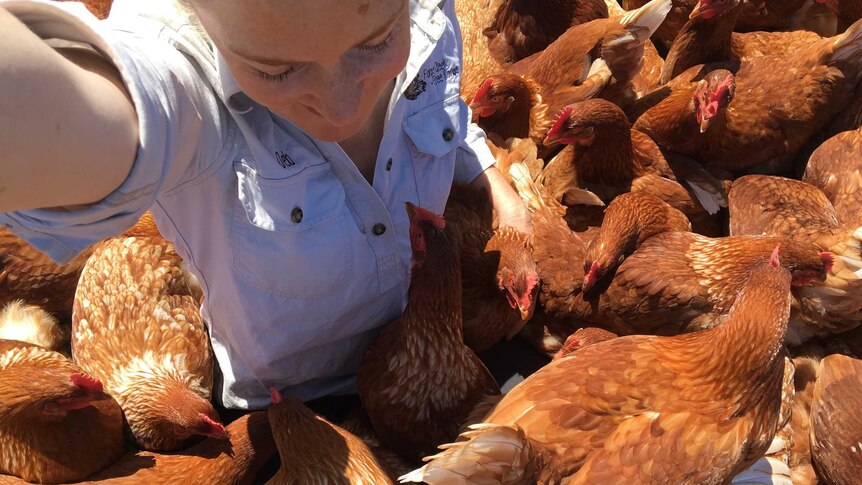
(637, 19, 862, 173)
(804, 127, 862, 225)
(404, 249, 795, 483)
(0, 301, 66, 353)
(72, 235, 225, 452)
(583, 231, 830, 337)
(444, 184, 539, 352)
(457, 0, 508, 99)
(552, 326, 618, 359)
(787, 354, 820, 485)
(0, 339, 125, 483)
(728, 175, 862, 338)
(357, 203, 500, 461)
(45, 412, 275, 485)
(625, 0, 817, 46)
(484, 0, 609, 64)
(470, 0, 671, 149)
(582, 192, 691, 296)
(0, 212, 161, 323)
(810, 353, 862, 485)
(540, 98, 724, 231)
(661, 0, 822, 84)
(267, 389, 392, 484)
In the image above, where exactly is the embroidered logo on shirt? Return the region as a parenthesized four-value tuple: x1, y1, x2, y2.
(274, 150, 296, 169)
(421, 59, 460, 86)
(405, 77, 427, 100)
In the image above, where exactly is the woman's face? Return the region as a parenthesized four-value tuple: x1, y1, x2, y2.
(194, 0, 411, 142)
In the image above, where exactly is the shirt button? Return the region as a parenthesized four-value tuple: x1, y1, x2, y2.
(442, 127, 455, 142)
(372, 223, 386, 236)
(291, 207, 303, 223)
(385, 158, 393, 171)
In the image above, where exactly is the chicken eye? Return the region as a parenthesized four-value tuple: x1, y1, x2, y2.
(491, 95, 502, 103)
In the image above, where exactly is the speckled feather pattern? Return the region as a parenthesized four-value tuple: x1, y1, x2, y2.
(810, 354, 862, 485)
(71, 235, 215, 451)
(804, 128, 862, 225)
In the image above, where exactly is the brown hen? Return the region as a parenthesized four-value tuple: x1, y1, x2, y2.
(470, 0, 671, 150)
(457, 0, 508, 99)
(404, 249, 795, 483)
(0, 339, 125, 483)
(810, 353, 862, 485)
(0, 212, 161, 323)
(72, 235, 224, 452)
(804, 127, 862, 225)
(661, 0, 822, 84)
(552, 326, 618, 359)
(267, 389, 392, 484)
(582, 192, 691, 296)
(357, 203, 500, 461)
(541, 97, 725, 230)
(637, 20, 862, 173)
(484, 0, 609, 64)
(728, 175, 862, 338)
(445, 184, 539, 352)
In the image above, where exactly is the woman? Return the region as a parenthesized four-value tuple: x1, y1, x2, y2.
(0, 0, 531, 409)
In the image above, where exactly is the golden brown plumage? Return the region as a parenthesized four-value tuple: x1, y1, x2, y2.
(728, 175, 862, 338)
(540, 98, 724, 230)
(72, 235, 224, 452)
(470, 0, 671, 148)
(582, 192, 691, 296)
(456, 0, 508, 100)
(788, 354, 821, 485)
(484, 0, 609, 64)
(0, 212, 161, 323)
(66, 412, 273, 484)
(406, 253, 795, 483)
(0, 340, 125, 483)
(357, 204, 500, 461)
(638, 19, 862, 173)
(661, 0, 822, 84)
(804, 128, 862, 225)
(588, 231, 830, 336)
(267, 391, 392, 484)
(444, 184, 539, 353)
(810, 353, 862, 485)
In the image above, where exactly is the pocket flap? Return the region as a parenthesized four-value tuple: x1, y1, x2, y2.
(403, 95, 466, 157)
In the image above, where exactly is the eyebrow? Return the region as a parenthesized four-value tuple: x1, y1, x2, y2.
(232, 3, 407, 68)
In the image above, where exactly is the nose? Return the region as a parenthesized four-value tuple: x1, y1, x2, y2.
(308, 65, 366, 127)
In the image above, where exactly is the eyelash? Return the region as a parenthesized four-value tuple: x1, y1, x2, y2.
(256, 30, 395, 83)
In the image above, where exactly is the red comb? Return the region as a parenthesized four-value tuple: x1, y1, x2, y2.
(70, 373, 103, 394)
(770, 245, 781, 267)
(406, 203, 445, 230)
(198, 413, 228, 438)
(546, 105, 575, 141)
(820, 252, 834, 273)
(270, 386, 283, 404)
(472, 78, 494, 105)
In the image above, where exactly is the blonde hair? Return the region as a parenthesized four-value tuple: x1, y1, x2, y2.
(170, 0, 210, 42)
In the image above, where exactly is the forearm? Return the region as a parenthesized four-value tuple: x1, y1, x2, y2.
(0, 6, 137, 212)
(469, 165, 533, 233)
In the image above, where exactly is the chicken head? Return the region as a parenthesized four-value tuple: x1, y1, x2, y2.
(689, 0, 741, 20)
(553, 327, 618, 360)
(693, 69, 736, 133)
(469, 74, 525, 119)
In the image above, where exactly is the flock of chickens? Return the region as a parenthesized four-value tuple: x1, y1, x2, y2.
(2, 0, 862, 483)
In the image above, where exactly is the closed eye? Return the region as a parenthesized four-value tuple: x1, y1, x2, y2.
(257, 65, 300, 83)
(358, 30, 395, 55)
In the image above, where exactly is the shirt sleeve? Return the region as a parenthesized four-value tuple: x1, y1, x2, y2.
(454, 104, 497, 183)
(0, 0, 231, 263)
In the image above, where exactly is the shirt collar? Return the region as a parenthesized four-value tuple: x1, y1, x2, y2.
(215, 0, 447, 114)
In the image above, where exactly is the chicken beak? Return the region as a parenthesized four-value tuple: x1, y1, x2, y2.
(543, 132, 561, 147)
(699, 116, 713, 133)
(690, 3, 716, 19)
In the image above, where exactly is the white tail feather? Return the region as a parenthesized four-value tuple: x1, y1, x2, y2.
(829, 17, 862, 64)
(619, 0, 672, 43)
(399, 424, 534, 484)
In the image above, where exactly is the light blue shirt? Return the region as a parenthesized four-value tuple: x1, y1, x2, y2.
(0, 0, 496, 409)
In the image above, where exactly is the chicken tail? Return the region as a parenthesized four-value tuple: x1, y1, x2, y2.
(617, 0, 672, 45)
(605, 0, 627, 18)
(398, 423, 536, 484)
(0, 300, 65, 352)
(824, 17, 862, 66)
(603, 0, 671, 86)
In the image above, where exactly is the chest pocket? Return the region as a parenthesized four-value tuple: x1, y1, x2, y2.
(231, 161, 354, 299)
(404, 94, 466, 212)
